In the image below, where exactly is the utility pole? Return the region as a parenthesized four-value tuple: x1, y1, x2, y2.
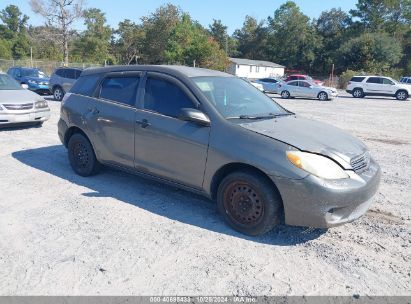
(225, 32, 228, 56)
(193, 59, 196, 67)
(30, 47, 33, 68)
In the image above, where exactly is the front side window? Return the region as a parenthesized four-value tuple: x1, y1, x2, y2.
(193, 76, 289, 119)
(144, 77, 194, 118)
(100, 76, 140, 106)
(382, 78, 394, 85)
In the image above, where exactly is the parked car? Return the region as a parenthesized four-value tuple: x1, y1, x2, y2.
(0, 72, 50, 126)
(285, 74, 324, 86)
(240, 77, 264, 91)
(346, 76, 410, 101)
(253, 78, 282, 93)
(280, 80, 338, 101)
(399, 76, 411, 84)
(58, 65, 380, 236)
(49, 67, 83, 101)
(7, 67, 50, 95)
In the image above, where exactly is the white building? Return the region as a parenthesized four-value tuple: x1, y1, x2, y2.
(227, 58, 285, 79)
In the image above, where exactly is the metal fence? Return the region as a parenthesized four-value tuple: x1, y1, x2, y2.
(0, 58, 102, 75)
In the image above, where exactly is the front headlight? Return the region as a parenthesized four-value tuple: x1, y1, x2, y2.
(286, 151, 349, 179)
(35, 100, 48, 109)
(0, 104, 3, 111)
(28, 79, 38, 84)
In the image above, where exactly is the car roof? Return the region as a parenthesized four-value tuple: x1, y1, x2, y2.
(56, 66, 83, 70)
(81, 65, 233, 78)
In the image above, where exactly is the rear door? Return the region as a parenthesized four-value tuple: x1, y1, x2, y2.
(63, 69, 77, 92)
(86, 72, 141, 168)
(365, 77, 382, 94)
(133, 72, 210, 189)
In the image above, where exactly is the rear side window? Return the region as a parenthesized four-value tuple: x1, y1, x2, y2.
(55, 69, 66, 77)
(74, 69, 82, 79)
(287, 81, 298, 86)
(100, 76, 140, 106)
(366, 77, 382, 84)
(70, 74, 100, 96)
(289, 76, 298, 81)
(408, 79, 411, 84)
(144, 77, 194, 118)
(350, 77, 365, 82)
(65, 69, 77, 79)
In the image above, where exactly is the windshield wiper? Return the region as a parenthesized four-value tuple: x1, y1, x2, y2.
(226, 114, 275, 120)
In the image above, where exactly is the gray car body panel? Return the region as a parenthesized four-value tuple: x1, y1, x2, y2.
(59, 65, 381, 228)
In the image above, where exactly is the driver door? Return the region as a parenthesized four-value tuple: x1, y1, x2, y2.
(133, 72, 210, 189)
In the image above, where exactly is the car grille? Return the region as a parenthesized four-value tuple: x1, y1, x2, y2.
(3, 103, 34, 110)
(350, 152, 370, 173)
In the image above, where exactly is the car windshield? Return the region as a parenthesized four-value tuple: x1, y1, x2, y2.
(0, 74, 23, 90)
(21, 69, 48, 78)
(193, 76, 290, 119)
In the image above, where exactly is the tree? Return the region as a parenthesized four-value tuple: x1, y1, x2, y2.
(338, 32, 403, 72)
(30, 0, 84, 65)
(266, 1, 321, 71)
(28, 25, 62, 60)
(0, 39, 12, 59)
(141, 4, 181, 64)
(72, 8, 112, 63)
(165, 14, 228, 70)
(315, 8, 352, 73)
(209, 19, 238, 56)
(114, 19, 145, 64)
(233, 16, 267, 59)
(350, 0, 411, 35)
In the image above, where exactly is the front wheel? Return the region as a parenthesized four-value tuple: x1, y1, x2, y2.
(53, 86, 64, 101)
(68, 133, 100, 177)
(217, 171, 282, 236)
(281, 90, 290, 99)
(318, 91, 329, 101)
(396, 90, 408, 101)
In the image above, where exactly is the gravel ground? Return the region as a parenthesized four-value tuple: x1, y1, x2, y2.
(0, 92, 410, 296)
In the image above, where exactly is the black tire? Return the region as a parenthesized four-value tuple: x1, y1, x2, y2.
(395, 90, 408, 101)
(53, 86, 64, 101)
(318, 91, 329, 101)
(352, 88, 364, 98)
(281, 90, 290, 99)
(217, 171, 282, 236)
(68, 133, 100, 177)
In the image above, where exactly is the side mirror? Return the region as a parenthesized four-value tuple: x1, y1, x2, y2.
(178, 108, 210, 127)
(21, 83, 29, 89)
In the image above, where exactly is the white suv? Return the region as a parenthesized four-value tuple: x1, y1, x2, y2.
(346, 76, 409, 101)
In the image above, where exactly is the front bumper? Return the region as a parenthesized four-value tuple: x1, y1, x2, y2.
(28, 84, 51, 95)
(271, 158, 381, 228)
(0, 109, 50, 125)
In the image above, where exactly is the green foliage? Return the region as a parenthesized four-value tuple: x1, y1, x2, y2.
(72, 8, 113, 64)
(114, 19, 145, 64)
(165, 14, 228, 70)
(338, 32, 403, 73)
(233, 16, 267, 60)
(339, 69, 363, 88)
(0, 38, 12, 59)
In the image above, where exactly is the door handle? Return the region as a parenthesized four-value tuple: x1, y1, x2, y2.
(87, 107, 100, 115)
(136, 119, 151, 128)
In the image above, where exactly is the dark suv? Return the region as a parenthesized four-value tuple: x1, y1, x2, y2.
(49, 67, 82, 101)
(58, 65, 380, 236)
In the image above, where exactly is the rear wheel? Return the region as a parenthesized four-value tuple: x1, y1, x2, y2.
(53, 86, 64, 101)
(352, 88, 364, 98)
(217, 171, 282, 236)
(318, 91, 328, 101)
(396, 90, 408, 101)
(281, 90, 290, 99)
(68, 133, 100, 176)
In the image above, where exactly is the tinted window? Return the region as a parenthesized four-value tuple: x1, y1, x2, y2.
(408, 79, 411, 84)
(74, 69, 82, 79)
(144, 77, 194, 117)
(55, 69, 66, 77)
(265, 79, 277, 83)
(70, 74, 100, 96)
(289, 76, 298, 80)
(299, 81, 311, 88)
(65, 69, 77, 79)
(288, 81, 298, 86)
(100, 76, 139, 106)
(382, 78, 394, 85)
(351, 77, 365, 82)
(366, 77, 382, 84)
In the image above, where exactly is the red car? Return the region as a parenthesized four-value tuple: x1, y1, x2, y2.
(285, 74, 324, 86)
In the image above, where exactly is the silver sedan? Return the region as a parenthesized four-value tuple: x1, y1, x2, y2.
(0, 73, 50, 126)
(279, 80, 338, 101)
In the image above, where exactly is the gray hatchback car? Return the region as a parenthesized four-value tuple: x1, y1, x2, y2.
(49, 67, 82, 101)
(58, 65, 381, 236)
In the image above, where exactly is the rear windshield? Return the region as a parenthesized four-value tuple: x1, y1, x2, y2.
(350, 77, 366, 82)
(70, 74, 100, 96)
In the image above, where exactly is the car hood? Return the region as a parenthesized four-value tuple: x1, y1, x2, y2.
(0, 89, 41, 103)
(238, 116, 367, 169)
